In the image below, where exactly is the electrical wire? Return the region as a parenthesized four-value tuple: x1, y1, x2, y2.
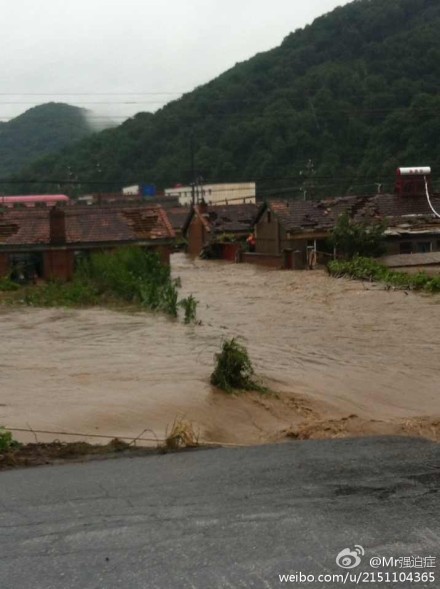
(0, 105, 439, 123)
(425, 175, 440, 219)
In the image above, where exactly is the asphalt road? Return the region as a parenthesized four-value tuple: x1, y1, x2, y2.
(0, 437, 439, 589)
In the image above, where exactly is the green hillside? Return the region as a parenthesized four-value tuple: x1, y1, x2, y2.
(0, 103, 96, 177)
(8, 0, 440, 198)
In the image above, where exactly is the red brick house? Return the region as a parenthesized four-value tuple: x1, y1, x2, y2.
(183, 202, 258, 259)
(0, 204, 175, 281)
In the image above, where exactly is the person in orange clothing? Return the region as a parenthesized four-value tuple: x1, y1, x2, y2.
(246, 232, 256, 252)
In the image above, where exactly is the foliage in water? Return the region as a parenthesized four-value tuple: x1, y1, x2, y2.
(210, 338, 267, 394)
(179, 295, 199, 324)
(3, 247, 198, 320)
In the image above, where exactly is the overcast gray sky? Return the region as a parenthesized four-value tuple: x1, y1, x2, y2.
(2, 0, 351, 124)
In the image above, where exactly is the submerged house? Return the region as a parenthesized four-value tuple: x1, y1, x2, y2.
(251, 169, 440, 269)
(183, 202, 258, 259)
(0, 204, 175, 281)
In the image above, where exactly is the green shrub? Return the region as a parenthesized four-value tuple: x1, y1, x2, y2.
(1, 247, 200, 321)
(179, 295, 199, 324)
(210, 338, 266, 393)
(0, 277, 20, 291)
(330, 212, 386, 259)
(23, 280, 99, 307)
(216, 233, 237, 243)
(8, 247, 192, 319)
(0, 427, 20, 452)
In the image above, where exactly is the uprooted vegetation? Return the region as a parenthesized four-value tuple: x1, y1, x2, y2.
(165, 418, 199, 451)
(328, 257, 440, 293)
(210, 338, 268, 394)
(0, 247, 199, 321)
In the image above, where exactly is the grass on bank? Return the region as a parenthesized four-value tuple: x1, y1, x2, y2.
(328, 257, 440, 293)
(210, 338, 268, 394)
(0, 247, 199, 321)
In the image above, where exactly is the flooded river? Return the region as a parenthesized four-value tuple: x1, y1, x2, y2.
(1, 253, 439, 445)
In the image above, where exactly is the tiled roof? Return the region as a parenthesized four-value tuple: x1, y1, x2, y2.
(194, 203, 258, 234)
(166, 207, 191, 231)
(0, 204, 175, 248)
(0, 209, 50, 245)
(264, 194, 440, 233)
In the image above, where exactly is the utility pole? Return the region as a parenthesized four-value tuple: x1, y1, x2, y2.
(196, 176, 204, 204)
(299, 159, 315, 201)
(190, 131, 196, 205)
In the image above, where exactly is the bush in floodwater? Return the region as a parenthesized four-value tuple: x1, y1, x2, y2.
(210, 338, 266, 394)
(77, 247, 182, 315)
(23, 280, 99, 307)
(4, 247, 197, 320)
(179, 295, 199, 324)
(77, 247, 172, 301)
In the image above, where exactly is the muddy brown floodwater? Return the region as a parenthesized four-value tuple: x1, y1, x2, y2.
(1, 253, 439, 446)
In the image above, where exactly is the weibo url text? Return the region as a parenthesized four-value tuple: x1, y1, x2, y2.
(278, 571, 436, 585)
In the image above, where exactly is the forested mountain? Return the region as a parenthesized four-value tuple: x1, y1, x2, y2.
(8, 0, 440, 198)
(0, 103, 96, 177)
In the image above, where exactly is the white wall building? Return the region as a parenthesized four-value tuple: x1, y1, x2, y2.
(164, 182, 256, 207)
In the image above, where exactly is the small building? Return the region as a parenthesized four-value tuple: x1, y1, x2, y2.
(183, 202, 258, 259)
(165, 182, 256, 207)
(0, 204, 175, 282)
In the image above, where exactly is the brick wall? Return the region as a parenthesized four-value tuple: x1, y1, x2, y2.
(153, 245, 171, 266)
(255, 213, 280, 255)
(187, 216, 206, 256)
(241, 252, 283, 268)
(219, 242, 241, 262)
(0, 253, 9, 276)
(43, 250, 75, 281)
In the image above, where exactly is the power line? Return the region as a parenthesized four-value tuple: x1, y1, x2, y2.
(0, 176, 396, 187)
(0, 104, 438, 123)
